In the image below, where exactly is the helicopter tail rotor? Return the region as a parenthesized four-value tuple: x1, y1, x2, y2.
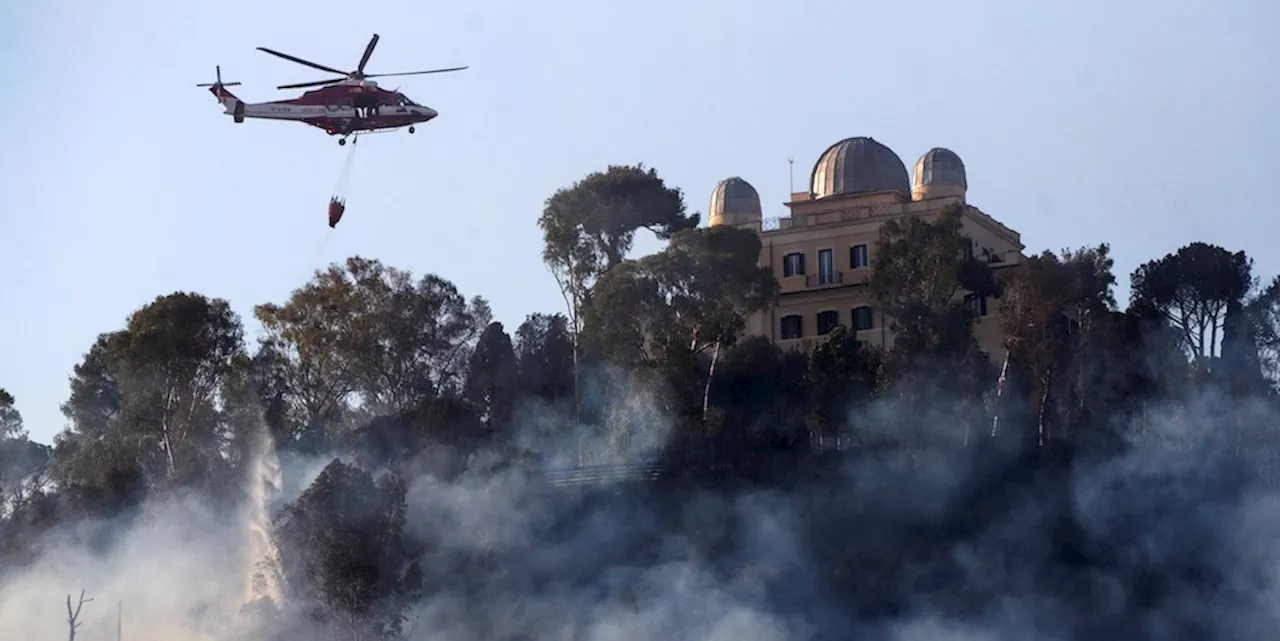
(196, 65, 242, 89)
(198, 65, 245, 120)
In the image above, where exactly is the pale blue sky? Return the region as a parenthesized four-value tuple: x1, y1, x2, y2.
(3, 0, 1278, 445)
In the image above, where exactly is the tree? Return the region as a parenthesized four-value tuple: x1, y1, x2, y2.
(1219, 296, 1267, 395)
(463, 322, 520, 437)
(1130, 242, 1254, 363)
(648, 226, 779, 418)
(255, 257, 490, 446)
(53, 293, 246, 489)
(514, 313, 575, 403)
(1247, 274, 1280, 389)
(0, 390, 52, 522)
(118, 293, 245, 481)
(253, 266, 365, 445)
(219, 348, 298, 455)
(804, 326, 882, 437)
(581, 261, 669, 367)
(869, 203, 996, 326)
(50, 335, 149, 514)
(538, 165, 700, 416)
(58, 335, 122, 452)
(868, 204, 997, 437)
(274, 459, 411, 639)
(706, 337, 808, 451)
(998, 245, 1117, 444)
(583, 225, 778, 422)
(0, 389, 21, 441)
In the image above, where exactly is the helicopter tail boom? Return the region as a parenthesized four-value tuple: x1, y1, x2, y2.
(197, 65, 246, 121)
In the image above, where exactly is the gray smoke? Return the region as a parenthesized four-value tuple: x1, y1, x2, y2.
(3, 361, 1280, 641)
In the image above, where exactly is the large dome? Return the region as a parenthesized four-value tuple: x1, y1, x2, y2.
(912, 147, 967, 200)
(709, 176, 762, 226)
(810, 136, 911, 199)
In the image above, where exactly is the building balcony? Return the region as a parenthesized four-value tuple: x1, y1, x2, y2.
(779, 270, 872, 294)
(775, 325, 881, 352)
(985, 249, 1022, 267)
(776, 337, 814, 352)
(807, 270, 843, 288)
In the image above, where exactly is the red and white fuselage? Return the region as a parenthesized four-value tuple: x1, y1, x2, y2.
(207, 78, 438, 137)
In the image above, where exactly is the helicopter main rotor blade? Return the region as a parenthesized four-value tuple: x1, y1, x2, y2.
(277, 77, 348, 90)
(364, 66, 469, 79)
(257, 46, 348, 76)
(356, 34, 379, 75)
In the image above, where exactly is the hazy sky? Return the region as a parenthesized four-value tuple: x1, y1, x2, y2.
(3, 0, 1278, 445)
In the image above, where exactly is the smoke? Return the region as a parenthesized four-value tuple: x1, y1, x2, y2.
(4, 358, 1280, 641)
(0, 491, 246, 640)
(0, 418, 330, 641)
(396, 460, 809, 641)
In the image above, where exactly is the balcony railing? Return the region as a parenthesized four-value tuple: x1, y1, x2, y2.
(757, 203, 1023, 255)
(779, 270, 871, 293)
(806, 271, 843, 288)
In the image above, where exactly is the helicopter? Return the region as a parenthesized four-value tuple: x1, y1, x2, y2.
(198, 33, 467, 145)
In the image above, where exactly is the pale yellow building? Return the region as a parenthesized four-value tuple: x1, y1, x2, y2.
(708, 136, 1025, 361)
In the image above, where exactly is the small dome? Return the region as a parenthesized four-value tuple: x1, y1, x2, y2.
(709, 176, 762, 226)
(810, 136, 910, 199)
(913, 147, 967, 189)
(912, 147, 967, 201)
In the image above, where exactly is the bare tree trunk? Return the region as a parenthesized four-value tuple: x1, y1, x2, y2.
(1210, 309, 1220, 360)
(571, 328, 581, 420)
(158, 380, 178, 478)
(701, 341, 721, 420)
(161, 428, 176, 478)
(561, 279, 583, 421)
(1037, 372, 1051, 447)
(991, 346, 1011, 438)
(548, 259, 585, 421)
(65, 590, 92, 641)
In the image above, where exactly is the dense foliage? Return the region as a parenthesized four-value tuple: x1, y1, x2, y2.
(4, 165, 1280, 639)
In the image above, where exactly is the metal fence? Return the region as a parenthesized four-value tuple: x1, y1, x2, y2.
(543, 462, 668, 487)
(539, 432, 870, 487)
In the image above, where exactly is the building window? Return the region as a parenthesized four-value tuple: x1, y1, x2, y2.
(850, 244, 869, 269)
(968, 295, 989, 316)
(817, 310, 839, 335)
(780, 314, 803, 339)
(852, 306, 874, 331)
(818, 248, 835, 284)
(783, 252, 805, 277)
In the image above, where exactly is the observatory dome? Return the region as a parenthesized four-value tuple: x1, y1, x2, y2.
(809, 137, 911, 199)
(912, 147, 967, 201)
(709, 176, 762, 226)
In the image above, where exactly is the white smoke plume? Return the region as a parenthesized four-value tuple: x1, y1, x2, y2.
(3, 363, 1280, 641)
